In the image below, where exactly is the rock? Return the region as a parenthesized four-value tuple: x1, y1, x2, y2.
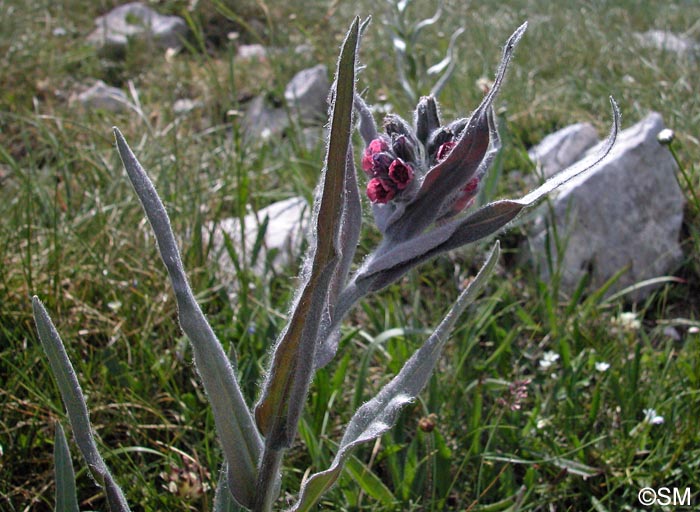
(173, 98, 203, 116)
(88, 2, 188, 58)
(528, 123, 599, 179)
(209, 197, 309, 284)
(284, 64, 329, 123)
(72, 80, 132, 113)
(236, 44, 267, 61)
(241, 95, 289, 141)
(301, 127, 324, 151)
(663, 326, 681, 341)
(526, 112, 685, 302)
(633, 30, 699, 59)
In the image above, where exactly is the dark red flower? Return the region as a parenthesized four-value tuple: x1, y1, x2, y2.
(366, 178, 396, 204)
(388, 158, 414, 190)
(362, 138, 389, 173)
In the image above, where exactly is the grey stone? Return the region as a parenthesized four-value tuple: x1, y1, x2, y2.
(663, 326, 681, 341)
(284, 64, 329, 123)
(241, 95, 289, 141)
(209, 197, 309, 283)
(173, 98, 203, 116)
(634, 30, 699, 59)
(88, 2, 188, 58)
(72, 80, 132, 113)
(301, 127, 324, 151)
(526, 112, 685, 302)
(528, 123, 599, 179)
(236, 44, 267, 61)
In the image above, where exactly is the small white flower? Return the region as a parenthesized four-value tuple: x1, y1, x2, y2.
(539, 350, 560, 369)
(537, 418, 551, 429)
(595, 361, 610, 372)
(613, 312, 641, 332)
(643, 408, 664, 425)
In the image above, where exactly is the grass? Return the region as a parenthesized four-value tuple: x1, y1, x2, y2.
(1, 0, 700, 510)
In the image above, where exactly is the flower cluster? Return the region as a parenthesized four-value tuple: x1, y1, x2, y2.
(360, 97, 484, 220)
(361, 132, 416, 204)
(497, 379, 531, 411)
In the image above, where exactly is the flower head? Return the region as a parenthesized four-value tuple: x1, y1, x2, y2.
(539, 350, 560, 369)
(388, 158, 414, 190)
(643, 408, 664, 425)
(595, 361, 610, 372)
(362, 137, 389, 173)
(366, 178, 396, 204)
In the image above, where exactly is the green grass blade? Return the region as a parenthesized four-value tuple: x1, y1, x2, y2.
(113, 128, 262, 508)
(290, 242, 500, 512)
(54, 422, 79, 512)
(32, 297, 131, 512)
(345, 455, 397, 505)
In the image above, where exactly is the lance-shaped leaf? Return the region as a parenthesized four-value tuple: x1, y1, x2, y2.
(113, 129, 262, 508)
(353, 97, 620, 294)
(313, 147, 364, 370)
(213, 463, 246, 512)
(289, 242, 501, 512)
(32, 297, 131, 512)
(254, 17, 361, 447)
(385, 22, 527, 242)
(354, 94, 378, 146)
(54, 422, 80, 512)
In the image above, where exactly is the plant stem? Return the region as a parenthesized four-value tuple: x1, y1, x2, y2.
(252, 440, 284, 512)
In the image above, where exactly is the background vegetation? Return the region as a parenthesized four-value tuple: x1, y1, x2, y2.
(1, 0, 699, 510)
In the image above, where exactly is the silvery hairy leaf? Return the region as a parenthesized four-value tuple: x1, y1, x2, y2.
(113, 129, 262, 509)
(315, 148, 363, 368)
(254, 17, 362, 449)
(355, 97, 620, 293)
(54, 422, 79, 512)
(290, 242, 500, 512)
(32, 297, 131, 512)
(213, 463, 246, 512)
(354, 94, 378, 146)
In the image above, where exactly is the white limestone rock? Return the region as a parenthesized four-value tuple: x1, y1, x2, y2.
(72, 80, 132, 113)
(88, 2, 188, 58)
(241, 95, 289, 141)
(526, 112, 685, 301)
(528, 122, 599, 179)
(209, 197, 309, 284)
(284, 64, 329, 123)
(634, 30, 699, 60)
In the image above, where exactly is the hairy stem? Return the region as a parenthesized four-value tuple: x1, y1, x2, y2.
(253, 440, 284, 512)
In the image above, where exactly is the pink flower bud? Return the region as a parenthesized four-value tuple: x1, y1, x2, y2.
(436, 141, 456, 161)
(392, 135, 415, 162)
(366, 178, 396, 204)
(362, 138, 389, 173)
(388, 158, 414, 190)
